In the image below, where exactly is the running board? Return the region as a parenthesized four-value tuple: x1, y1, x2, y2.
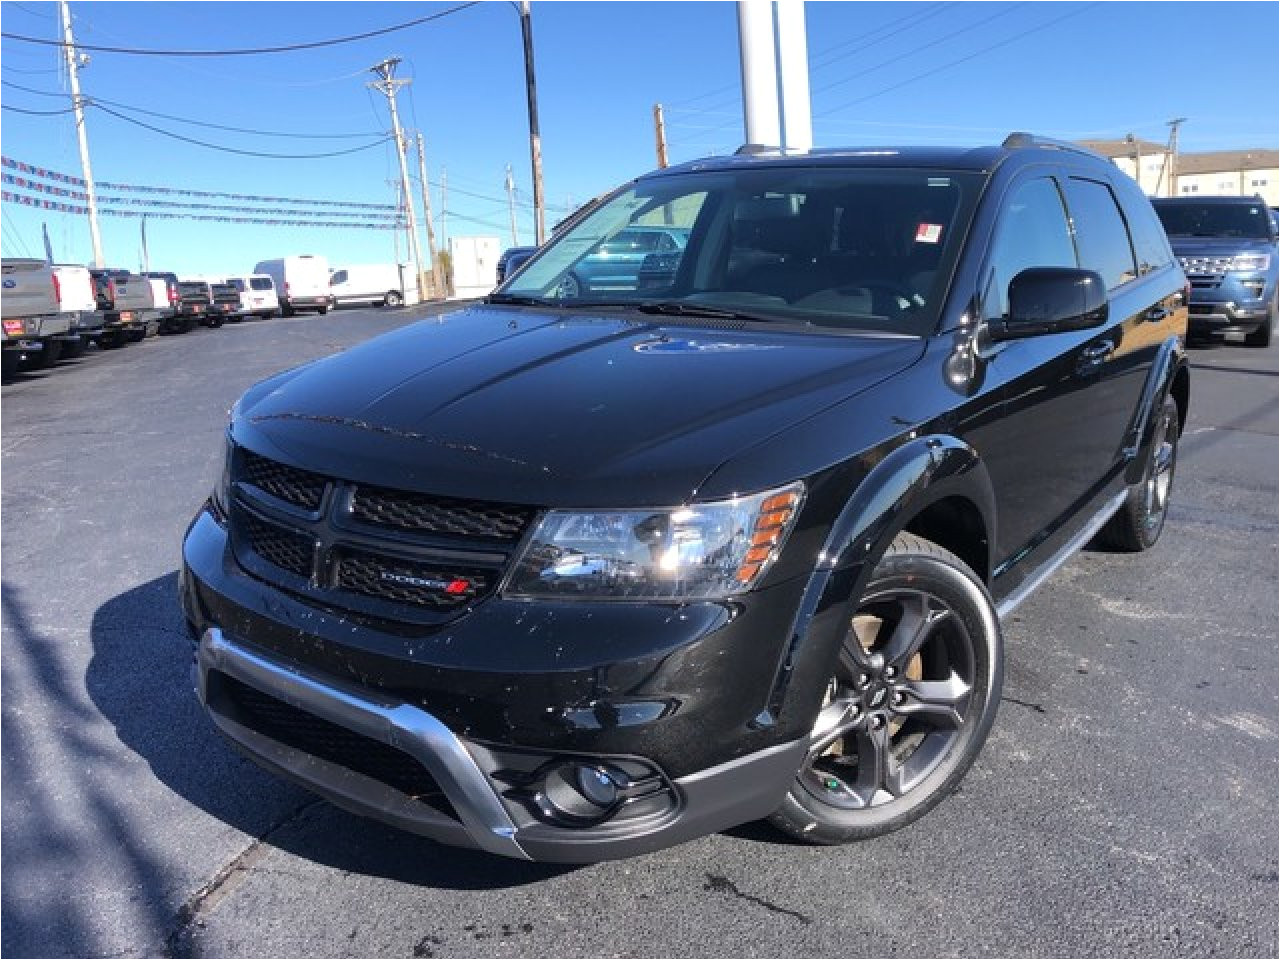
(996, 491, 1128, 620)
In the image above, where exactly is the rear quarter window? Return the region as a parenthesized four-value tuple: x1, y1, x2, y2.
(1110, 174, 1175, 275)
(1063, 178, 1139, 289)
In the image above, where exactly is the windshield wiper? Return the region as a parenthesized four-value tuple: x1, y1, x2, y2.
(635, 300, 773, 323)
(484, 293, 554, 306)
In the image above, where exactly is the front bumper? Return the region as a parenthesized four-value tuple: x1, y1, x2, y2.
(1186, 276, 1275, 335)
(182, 507, 809, 861)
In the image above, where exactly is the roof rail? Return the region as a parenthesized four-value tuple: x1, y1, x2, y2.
(1002, 132, 1104, 159)
(735, 143, 779, 156)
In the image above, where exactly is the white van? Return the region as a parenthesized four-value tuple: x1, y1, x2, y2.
(252, 255, 330, 316)
(328, 263, 409, 308)
(227, 274, 280, 319)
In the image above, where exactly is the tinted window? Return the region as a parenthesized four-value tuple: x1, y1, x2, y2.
(1109, 174, 1174, 275)
(229, 278, 246, 292)
(1063, 178, 1138, 289)
(1152, 200, 1273, 240)
(330, 270, 347, 285)
(250, 277, 274, 291)
(985, 177, 1076, 320)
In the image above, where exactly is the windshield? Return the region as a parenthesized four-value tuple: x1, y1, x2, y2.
(500, 167, 981, 335)
(1152, 201, 1274, 239)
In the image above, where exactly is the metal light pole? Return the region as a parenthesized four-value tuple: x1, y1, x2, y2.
(369, 58, 426, 302)
(60, 0, 103, 267)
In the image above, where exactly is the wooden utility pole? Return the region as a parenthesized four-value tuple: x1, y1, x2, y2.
(60, 0, 102, 267)
(518, 1, 546, 244)
(416, 132, 442, 298)
(1166, 117, 1187, 198)
(653, 103, 669, 168)
(369, 58, 426, 302)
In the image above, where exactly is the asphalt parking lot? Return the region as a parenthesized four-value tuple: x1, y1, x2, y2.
(2, 306, 1277, 958)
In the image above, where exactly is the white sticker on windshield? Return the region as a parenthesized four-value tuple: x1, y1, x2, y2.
(915, 223, 943, 244)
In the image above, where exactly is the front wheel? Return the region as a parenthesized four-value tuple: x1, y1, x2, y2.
(769, 533, 1003, 844)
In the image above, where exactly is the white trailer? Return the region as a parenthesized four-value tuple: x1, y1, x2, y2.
(328, 263, 410, 308)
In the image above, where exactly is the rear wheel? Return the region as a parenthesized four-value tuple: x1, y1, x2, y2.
(1245, 313, 1272, 347)
(384, 290, 403, 308)
(2, 350, 19, 379)
(769, 533, 1002, 844)
(60, 338, 87, 360)
(27, 340, 63, 369)
(126, 328, 147, 343)
(98, 331, 126, 349)
(1097, 395, 1179, 551)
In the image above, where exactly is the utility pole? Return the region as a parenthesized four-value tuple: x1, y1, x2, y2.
(653, 103, 669, 168)
(518, 1, 546, 244)
(368, 57, 425, 302)
(60, 0, 102, 267)
(504, 164, 519, 246)
(416, 132, 442, 298)
(385, 178, 404, 263)
(440, 168, 449, 253)
(1166, 117, 1187, 198)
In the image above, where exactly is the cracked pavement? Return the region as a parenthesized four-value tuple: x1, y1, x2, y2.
(2, 307, 1276, 957)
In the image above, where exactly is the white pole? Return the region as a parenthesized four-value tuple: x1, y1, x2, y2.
(60, 0, 103, 267)
(737, 0, 780, 148)
(369, 59, 426, 302)
(775, 0, 812, 153)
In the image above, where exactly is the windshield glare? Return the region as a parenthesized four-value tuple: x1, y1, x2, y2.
(501, 167, 980, 334)
(1153, 201, 1274, 240)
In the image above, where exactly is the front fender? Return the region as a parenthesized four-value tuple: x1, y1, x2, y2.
(759, 435, 996, 737)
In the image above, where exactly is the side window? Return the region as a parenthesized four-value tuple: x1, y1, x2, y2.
(984, 176, 1076, 320)
(331, 270, 347, 285)
(1063, 178, 1139, 289)
(1109, 174, 1174, 275)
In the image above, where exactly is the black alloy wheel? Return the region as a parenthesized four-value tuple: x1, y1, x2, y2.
(1098, 394, 1179, 552)
(770, 533, 1002, 843)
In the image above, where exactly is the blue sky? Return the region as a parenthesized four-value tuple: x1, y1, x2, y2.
(2, 1, 1277, 277)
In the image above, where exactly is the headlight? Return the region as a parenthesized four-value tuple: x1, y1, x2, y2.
(505, 482, 804, 600)
(1230, 253, 1271, 272)
(209, 432, 234, 517)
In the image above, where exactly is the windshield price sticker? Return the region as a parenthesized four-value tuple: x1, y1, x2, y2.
(916, 223, 943, 244)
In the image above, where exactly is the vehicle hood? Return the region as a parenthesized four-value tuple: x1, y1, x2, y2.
(232, 306, 924, 507)
(1166, 235, 1276, 258)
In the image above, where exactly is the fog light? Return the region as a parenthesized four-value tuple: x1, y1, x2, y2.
(538, 762, 621, 825)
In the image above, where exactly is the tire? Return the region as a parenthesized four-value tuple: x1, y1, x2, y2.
(384, 290, 403, 308)
(1096, 394, 1179, 552)
(769, 532, 1003, 845)
(281, 305, 296, 318)
(205, 316, 224, 329)
(318, 306, 329, 315)
(2, 350, 19, 379)
(60, 338, 87, 360)
(28, 340, 63, 369)
(126, 329, 147, 343)
(1245, 314, 1272, 347)
(98, 331, 126, 349)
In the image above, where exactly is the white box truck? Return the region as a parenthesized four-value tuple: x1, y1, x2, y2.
(252, 255, 330, 316)
(328, 263, 409, 308)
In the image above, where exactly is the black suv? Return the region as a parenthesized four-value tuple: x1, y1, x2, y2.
(181, 134, 1189, 862)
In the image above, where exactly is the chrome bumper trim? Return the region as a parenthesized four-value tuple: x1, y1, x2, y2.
(197, 627, 529, 860)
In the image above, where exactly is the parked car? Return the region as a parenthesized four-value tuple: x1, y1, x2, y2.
(556, 225, 691, 296)
(2, 257, 76, 374)
(204, 281, 240, 325)
(89, 268, 156, 347)
(51, 263, 102, 358)
(253, 255, 330, 316)
(144, 271, 183, 332)
(328, 263, 409, 308)
(227, 275, 279, 319)
(167, 281, 214, 334)
(1151, 195, 1277, 347)
(496, 245, 538, 284)
(182, 134, 1189, 863)
(140, 276, 176, 341)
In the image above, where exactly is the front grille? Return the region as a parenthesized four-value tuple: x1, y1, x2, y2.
(242, 512, 314, 579)
(350, 484, 532, 541)
(1178, 255, 1232, 277)
(241, 450, 326, 510)
(213, 672, 455, 814)
(336, 549, 491, 609)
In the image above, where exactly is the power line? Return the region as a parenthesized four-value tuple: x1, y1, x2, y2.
(814, 2, 1104, 120)
(1, 79, 385, 139)
(1, 63, 61, 74)
(2, 102, 79, 115)
(91, 103, 392, 159)
(1, 2, 481, 57)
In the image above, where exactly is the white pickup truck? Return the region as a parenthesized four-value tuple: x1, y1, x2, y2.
(2, 257, 78, 376)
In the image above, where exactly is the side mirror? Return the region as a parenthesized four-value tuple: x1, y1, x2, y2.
(990, 267, 1108, 341)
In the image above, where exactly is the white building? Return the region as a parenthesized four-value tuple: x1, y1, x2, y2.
(1078, 139, 1279, 206)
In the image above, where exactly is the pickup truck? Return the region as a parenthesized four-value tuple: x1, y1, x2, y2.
(51, 263, 103, 359)
(2, 257, 77, 375)
(183, 134, 1191, 863)
(168, 281, 214, 334)
(90, 269, 157, 348)
(204, 282, 239, 326)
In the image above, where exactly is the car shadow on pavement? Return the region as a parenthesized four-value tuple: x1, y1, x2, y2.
(82, 574, 573, 894)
